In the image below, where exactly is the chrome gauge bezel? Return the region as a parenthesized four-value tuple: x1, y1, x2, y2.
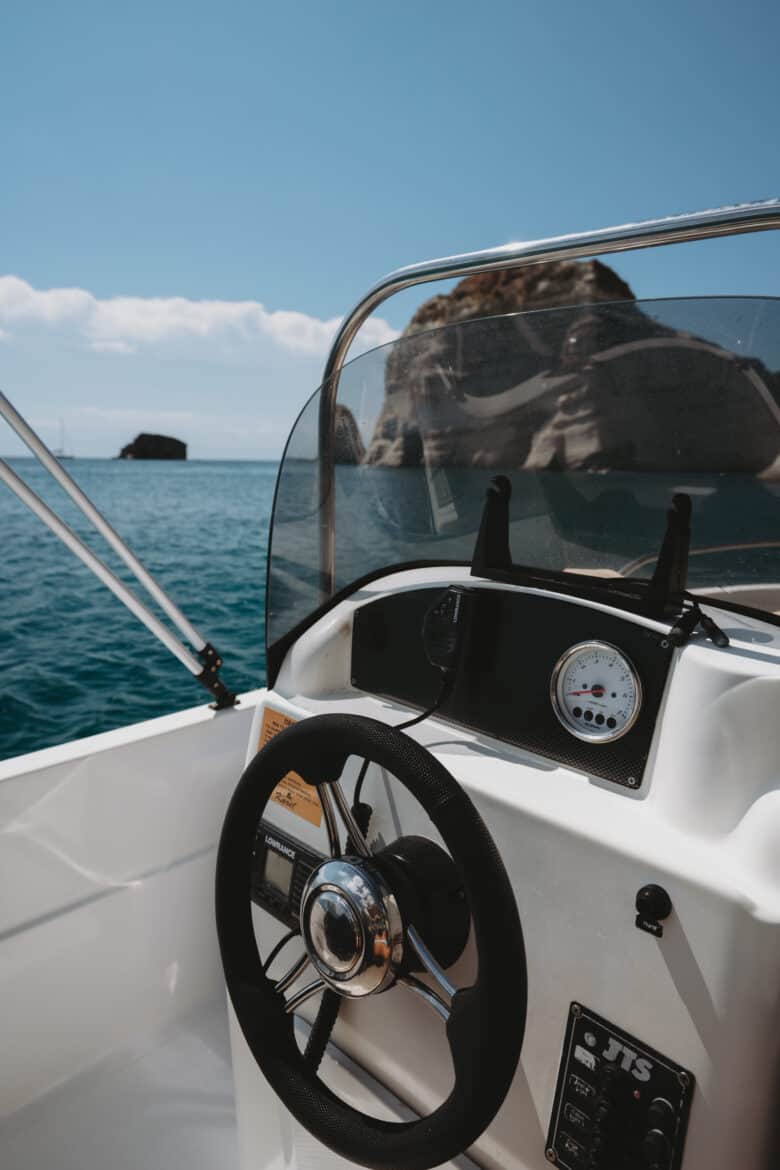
(550, 640, 643, 744)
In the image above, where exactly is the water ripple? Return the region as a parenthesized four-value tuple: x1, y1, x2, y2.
(1, 459, 275, 760)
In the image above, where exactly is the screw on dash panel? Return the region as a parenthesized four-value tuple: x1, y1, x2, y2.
(571, 1003, 582, 1018)
(545, 1149, 557, 1163)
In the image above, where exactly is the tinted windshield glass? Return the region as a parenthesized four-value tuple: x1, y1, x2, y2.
(268, 297, 780, 647)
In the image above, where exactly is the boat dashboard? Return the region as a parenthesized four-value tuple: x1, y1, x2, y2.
(243, 564, 780, 1170)
(352, 584, 675, 791)
(272, 562, 780, 822)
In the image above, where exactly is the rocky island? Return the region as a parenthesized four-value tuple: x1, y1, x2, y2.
(119, 434, 187, 460)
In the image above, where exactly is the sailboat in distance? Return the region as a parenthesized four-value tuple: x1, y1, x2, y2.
(54, 417, 74, 459)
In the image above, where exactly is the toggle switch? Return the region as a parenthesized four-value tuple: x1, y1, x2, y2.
(647, 1097, 676, 1134)
(643, 1127, 672, 1168)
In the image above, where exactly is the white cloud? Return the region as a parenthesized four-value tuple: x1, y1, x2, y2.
(0, 274, 404, 459)
(0, 274, 399, 358)
(0, 276, 93, 326)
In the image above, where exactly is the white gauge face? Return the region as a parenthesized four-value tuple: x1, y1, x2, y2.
(551, 641, 642, 743)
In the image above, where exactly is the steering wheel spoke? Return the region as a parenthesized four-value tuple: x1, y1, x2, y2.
(399, 974, 451, 1022)
(407, 924, 458, 1001)
(324, 779, 372, 857)
(274, 951, 311, 996)
(318, 783, 341, 857)
(284, 977, 326, 1015)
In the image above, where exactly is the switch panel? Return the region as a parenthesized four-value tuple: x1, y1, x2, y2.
(546, 1004, 694, 1169)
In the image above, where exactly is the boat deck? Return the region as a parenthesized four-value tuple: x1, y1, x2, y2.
(0, 1001, 238, 1170)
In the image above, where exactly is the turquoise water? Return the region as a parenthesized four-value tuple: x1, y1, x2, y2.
(1, 459, 276, 761)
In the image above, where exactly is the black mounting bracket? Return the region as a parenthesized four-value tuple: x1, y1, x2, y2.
(669, 599, 730, 649)
(467, 476, 731, 651)
(470, 475, 512, 576)
(646, 493, 691, 616)
(197, 641, 238, 709)
(198, 641, 224, 672)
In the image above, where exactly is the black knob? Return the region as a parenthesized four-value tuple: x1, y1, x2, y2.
(647, 1097, 676, 1134)
(643, 1127, 672, 1168)
(636, 884, 673, 921)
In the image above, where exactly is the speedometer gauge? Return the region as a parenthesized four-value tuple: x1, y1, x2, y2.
(551, 641, 642, 743)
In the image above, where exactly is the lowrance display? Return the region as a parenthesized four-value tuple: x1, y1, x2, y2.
(251, 822, 324, 928)
(264, 849, 294, 897)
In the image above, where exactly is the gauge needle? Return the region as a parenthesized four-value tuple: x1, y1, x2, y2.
(567, 688, 605, 696)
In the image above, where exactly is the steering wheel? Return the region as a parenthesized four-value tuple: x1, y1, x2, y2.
(215, 713, 527, 1170)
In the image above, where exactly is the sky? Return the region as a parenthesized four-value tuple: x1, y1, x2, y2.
(1, 0, 779, 459)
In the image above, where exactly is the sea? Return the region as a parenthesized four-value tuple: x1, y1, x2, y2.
(1, 458, 276, 761)
(3, 454, 778, 764)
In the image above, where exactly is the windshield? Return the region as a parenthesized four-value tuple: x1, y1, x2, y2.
(268, 297, 780, 651)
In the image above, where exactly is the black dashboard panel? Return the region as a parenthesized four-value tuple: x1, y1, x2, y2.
(351, 587, 674, 788)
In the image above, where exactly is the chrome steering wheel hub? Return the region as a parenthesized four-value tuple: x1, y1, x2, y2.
(300, 858, 403, 997)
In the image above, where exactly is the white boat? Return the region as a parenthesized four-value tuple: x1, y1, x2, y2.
(1, 201, 779, 1170)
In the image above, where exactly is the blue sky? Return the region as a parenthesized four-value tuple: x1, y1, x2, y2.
(2, 0, 779, 458)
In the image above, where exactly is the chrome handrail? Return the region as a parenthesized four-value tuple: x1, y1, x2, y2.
(317, 199, 780, 599)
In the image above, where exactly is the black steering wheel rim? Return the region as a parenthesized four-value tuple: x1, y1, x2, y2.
(216, 712, 527, 1170)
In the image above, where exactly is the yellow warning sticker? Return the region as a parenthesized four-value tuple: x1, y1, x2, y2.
(259, 706, 323, 828)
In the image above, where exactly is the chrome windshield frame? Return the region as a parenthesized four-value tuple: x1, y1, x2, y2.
(317, 199, 780, 599)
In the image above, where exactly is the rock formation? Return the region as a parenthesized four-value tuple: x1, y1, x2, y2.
(119, 434, 187, 460)
(400, 260, 634, 336)
(334, 404, 365, 464)
(365, 260, 641, 468)
(362, 259, 779, 480)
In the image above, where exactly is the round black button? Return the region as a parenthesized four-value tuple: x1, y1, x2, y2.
(643, 1127, 672, 1167)
(635, 884, 673, 921)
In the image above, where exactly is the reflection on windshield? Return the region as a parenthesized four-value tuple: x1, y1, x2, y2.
(268, 296, 780, 649)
